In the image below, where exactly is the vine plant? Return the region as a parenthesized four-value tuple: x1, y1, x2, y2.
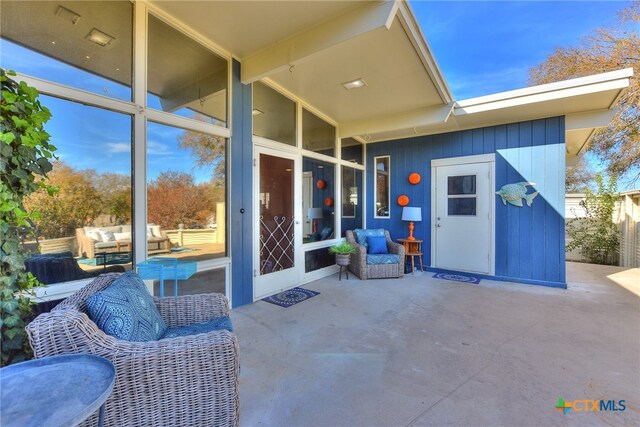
(0, 69, 56, 366)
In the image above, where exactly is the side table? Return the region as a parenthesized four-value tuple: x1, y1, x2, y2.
(397, 238, 423, 274)
(0, 354, 115, 427)
(137, 257, 197, 297)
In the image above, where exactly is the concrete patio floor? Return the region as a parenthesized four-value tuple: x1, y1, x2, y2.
(231, 262, 639, 426)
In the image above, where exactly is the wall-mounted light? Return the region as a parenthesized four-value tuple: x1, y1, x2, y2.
(341, 78, 367, 90)
(86, 28, 116, 47)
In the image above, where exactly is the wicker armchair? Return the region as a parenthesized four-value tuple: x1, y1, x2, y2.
(346, 230, 405, 279)
(26, 274, 239, 427)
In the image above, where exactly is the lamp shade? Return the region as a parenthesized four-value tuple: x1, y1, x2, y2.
(308, 207, 323, 219)
(402, 207, 422, 222)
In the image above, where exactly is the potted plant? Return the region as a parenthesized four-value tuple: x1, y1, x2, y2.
(328, 242, 356, 267)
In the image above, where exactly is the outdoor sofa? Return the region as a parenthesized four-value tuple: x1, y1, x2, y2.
(76, 224, 170, 259)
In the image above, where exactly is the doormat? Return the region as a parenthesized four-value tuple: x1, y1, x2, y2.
(432, 272, 481, 284)
(262, 287, 320, 308)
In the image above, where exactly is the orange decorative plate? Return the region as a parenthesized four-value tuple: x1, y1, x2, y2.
(408, 173, 421, 185)
(324, 197, 334, 207)
(316, 179, 326, 189)
(397, 195, 409, 206)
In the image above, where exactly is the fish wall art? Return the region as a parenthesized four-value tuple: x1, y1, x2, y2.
(496, 182, 539, 207)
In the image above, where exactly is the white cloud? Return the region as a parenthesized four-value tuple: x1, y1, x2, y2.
(147, 140, 173, 156)
(106, 142, 131, 153)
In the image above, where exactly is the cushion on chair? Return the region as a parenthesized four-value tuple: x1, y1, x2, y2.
(162, 316, 233, 339)
(366, 236, 388, 254)
(87, 271, 167, 342)
(353, 229, 386, 249)
(366, 254, 401, 265)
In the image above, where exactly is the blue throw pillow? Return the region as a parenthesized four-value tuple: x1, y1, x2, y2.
(87, 271, 167, 342)
(367, 235, 388, 254)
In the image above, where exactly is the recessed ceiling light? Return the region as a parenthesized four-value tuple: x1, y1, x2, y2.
(55, 6, 81, 25)
(86, 28, 115, 47)
(85, 55, 90, 59)
(341, 78, 367, 90)
(252, 109, 264, 116)
(51, 41, 56, 45)
(317, 165, 324, 169)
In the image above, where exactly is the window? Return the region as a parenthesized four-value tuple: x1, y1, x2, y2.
(447, 175, 477, 216)
(1, 2, 231, 296)
(303, 158, 335, 242)
(0, 1, 133, 100)
(341, 166, 363, 236)
(21, 96, 134, 282)
(147, 15, 228, 126)
(147, 122, 227, 260)
(341, 137, 363, 165)
(253, 81, 296, 146)
(302, 109, 335, 157)
(374, 156, 390, 218)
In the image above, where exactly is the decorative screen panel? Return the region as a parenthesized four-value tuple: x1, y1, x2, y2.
(259, 154, 295, 275)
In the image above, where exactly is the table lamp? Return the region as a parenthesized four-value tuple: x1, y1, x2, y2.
(402, 207, 421, 240)
(308, 207, 323, 233)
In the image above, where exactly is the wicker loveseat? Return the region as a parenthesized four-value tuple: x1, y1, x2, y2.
(76, 225, 170, 259)
(346, 229, 405, 279)
(26, 273, 239, 427)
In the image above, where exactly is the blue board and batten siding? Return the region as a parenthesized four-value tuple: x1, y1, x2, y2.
(366, 117, 566, 288)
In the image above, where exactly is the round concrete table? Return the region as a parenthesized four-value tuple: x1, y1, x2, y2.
(0, 354, 115, 427)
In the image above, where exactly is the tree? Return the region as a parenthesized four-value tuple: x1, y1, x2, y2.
(1, 69, 55, 365)
(530, 1, 639, 184)
(90, 172, 131, 224)
(566, 174, 619, 265)
(178, 131, 226, 187)
(566, 156, 596, 193)
(147, 171, 210, 229)
(24, 161, 103, 238)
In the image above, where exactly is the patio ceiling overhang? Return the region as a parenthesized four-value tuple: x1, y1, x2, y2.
(150, 1, 631, 163)
(149, 0, 453, 129)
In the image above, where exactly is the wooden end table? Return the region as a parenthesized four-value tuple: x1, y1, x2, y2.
(397, 238, 423, 275)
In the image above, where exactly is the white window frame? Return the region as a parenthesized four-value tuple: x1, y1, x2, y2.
(374, 155, 391, 219)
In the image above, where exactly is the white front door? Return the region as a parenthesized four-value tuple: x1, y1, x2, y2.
(433, 156, 494, 275)
(254, 147, 300, 299)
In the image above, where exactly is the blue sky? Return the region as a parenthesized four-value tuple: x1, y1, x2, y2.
(412, 0, 630, 99)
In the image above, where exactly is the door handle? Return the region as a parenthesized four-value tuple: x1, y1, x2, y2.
(435, 223, 441, 228)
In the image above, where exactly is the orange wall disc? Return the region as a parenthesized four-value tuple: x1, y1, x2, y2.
(408, 173, 421, 185)
(324, 197, 334, 207)
(317, 179, 326, 189)
(397, 195, 409, 206)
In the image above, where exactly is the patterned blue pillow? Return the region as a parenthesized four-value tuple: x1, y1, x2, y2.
(367, 235, 388, 254)
(87, 271, 167, 342)
(162, 316, 233, 339)
(353, 229, 386, 249)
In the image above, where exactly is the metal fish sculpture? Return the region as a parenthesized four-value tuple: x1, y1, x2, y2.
(496, 182, 539, 207)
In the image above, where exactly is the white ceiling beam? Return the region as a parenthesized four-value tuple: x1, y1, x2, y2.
(340, 103, 454, 139)
(241, 1, 399, 84)
(565, 108, 617, 131)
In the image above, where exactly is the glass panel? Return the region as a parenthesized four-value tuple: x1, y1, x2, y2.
(375, 157, 390, 218)
(341, 137, 363, 165)
(302, 109, 335, 156)
(0, 1, 133, 100)
(147, 15, 227, 126)
(448, 175, 476, 195)
(147, 122, 227, 261)
(448, 198, 477, 216)
(152, 268, 225, 296)
(22, 95, 133, 283)
(303, 158, 335, 242)
(305, 248, 335, 273)
(260, 154, 295, 274)
(253, 81, 296, 146)
(341, 167, 363, 236)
